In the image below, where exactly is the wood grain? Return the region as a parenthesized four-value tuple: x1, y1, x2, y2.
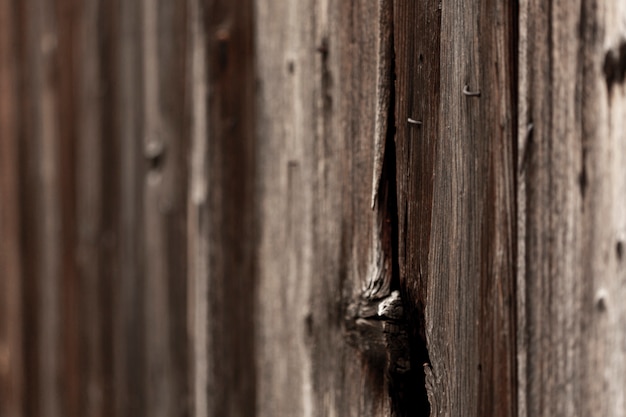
(4, 0, 626, 416)
(0, 1, 24, 415)
(114, 0, 146, 415)
(518, 0, 626, 416)
(395, 0, 517, 416)
(0, 0, 191, 415)
(195, 0, 258, 415)
(254, 0, 425, 415)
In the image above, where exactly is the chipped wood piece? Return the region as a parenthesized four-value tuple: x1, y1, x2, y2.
(371, 0, 394, 209)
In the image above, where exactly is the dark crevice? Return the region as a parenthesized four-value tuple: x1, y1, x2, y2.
(317, 36, 333, 113)
(346, 3, 431, 415)
(381, 23, 430, 417)
(578, 148, 588, 200)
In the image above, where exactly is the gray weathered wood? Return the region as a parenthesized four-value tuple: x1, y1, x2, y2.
(255, 0, 418, 416)
(518, 1, 626, 416)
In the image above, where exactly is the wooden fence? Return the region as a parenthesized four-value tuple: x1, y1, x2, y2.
(1, 0, 625, 416)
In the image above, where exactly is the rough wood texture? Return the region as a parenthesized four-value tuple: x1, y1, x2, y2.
(255, 0, 417, 415)
(191, 0, 257, 415)
(394, 0, 517, 416)
(4, 0, 626, 416)
(0, 1, 190, 416)
(518, 1, 626, 416)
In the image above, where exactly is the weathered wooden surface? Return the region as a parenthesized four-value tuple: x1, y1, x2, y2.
(0, 1, 190, 416)
(518, 1, 626, 416)
(0, 2, 24, 416)
(254, 0, 422, 415)
(394, 0, 518, 415)
(3, 0, 626, 416)
(189, 0, 257, 415)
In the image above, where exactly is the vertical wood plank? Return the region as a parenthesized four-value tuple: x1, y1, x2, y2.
(255, 0, 412, 415)
(187, 0, 209, 415)
(254, 1, 317, 415)
(55, 0, 80, 414)
(519, 0, 626, 416)
(395, 0, 517, 415)
(141, 1, 189, 416)
(114, 0, 146, 415)
(0, 1, 24, 415)
(20, 0, 64, 414)
(198, 0, 258, 415)
(76, 0, 105, 414)
(393, 1, 442, 414)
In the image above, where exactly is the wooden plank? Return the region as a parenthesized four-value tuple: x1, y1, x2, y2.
(18, 0, 65, 415)
(395, 0, 517, 415)
(255, 0, 414, 415)
(518, 0, 626, 415)
(55, 0, 80, 414)
(393, 1, 442, 414)
(113, 0, 146, 415)
(75, 0, 106, 415)
(193, 0, 258, 415)
(141, 1, 189, 416)
(187, 0, 209, 416)
(0, 1, 24, 415)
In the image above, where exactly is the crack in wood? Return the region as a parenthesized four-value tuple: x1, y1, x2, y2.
(346, 8, 431, 408)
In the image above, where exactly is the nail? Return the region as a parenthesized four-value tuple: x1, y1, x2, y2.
(462, 84, 481, 97)
(407, 118, 422, 125)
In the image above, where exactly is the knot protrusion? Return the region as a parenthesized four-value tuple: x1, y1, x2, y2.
(145, 139, 166, 171)
(377, 290, 403, 320)
(594, 288, 608, 312)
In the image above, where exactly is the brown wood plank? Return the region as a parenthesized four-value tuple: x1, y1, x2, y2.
(395, 0, 517, 415)
(20, 0, 65, 415)
(194, 0, 258, 415)
(113, 0, 146, 415)
(75, 0, 105, 414)
(0, 1, 24, 415)
(54, 0, 80, 414)
(393, 1, 442, 414)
